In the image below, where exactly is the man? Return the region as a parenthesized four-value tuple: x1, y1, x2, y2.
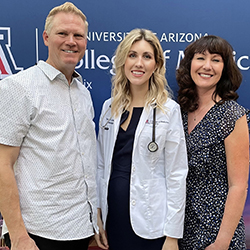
(0, 2, 97, 250)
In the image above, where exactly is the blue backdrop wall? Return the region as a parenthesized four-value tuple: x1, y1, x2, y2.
(1, 0, 250, 246)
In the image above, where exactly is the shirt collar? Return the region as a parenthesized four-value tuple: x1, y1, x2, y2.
(37, 60, 83, 84)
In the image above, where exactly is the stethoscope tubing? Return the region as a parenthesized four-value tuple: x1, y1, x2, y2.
(100, 104, 158, 152)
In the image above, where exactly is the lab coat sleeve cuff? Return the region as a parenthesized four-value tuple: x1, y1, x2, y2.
(164, 224, 184, 239)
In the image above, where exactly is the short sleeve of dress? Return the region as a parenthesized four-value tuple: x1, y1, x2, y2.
(219, 101, 248, 140)
(246, 108, 250, 131)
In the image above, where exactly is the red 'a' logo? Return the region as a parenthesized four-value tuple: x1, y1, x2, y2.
(0, 56, 9, 75)
(0, 27, 23, 80)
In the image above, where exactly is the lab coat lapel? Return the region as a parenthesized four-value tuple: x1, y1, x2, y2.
(113, 111, 122, 142)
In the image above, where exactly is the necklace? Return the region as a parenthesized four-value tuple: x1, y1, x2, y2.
(193, 101, 214, 121)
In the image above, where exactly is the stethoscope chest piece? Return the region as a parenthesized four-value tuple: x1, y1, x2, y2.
(148, 141, 158, 152)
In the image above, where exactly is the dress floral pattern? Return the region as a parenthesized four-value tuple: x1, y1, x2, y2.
(178, 100, 247, 250)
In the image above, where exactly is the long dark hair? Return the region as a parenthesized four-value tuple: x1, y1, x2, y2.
(176, 35, 242, 112)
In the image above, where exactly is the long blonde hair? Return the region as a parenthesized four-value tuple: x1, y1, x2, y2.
(111, 28, 171, 117)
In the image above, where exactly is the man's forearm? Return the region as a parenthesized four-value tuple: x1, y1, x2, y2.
(0, 165, 28, 241)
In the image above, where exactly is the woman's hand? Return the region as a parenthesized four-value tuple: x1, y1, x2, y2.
(162, 237, 179, 250)
(94, 208, 109, 249)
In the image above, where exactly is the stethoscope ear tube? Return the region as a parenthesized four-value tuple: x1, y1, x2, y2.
(101, 104, 158, 152)
(152, 107, 156, 142)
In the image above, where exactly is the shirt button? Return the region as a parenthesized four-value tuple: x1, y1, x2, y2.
(132, 200, 136, 206)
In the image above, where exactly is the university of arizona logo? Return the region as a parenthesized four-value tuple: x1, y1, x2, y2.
(0, 27, 23, 80)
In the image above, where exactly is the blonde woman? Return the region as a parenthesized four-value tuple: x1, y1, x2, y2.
(95, 28, 188, 250)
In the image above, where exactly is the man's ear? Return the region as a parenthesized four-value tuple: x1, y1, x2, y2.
(43, 30, 49, 46)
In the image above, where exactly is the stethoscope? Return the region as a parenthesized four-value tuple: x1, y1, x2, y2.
(147, 107, 158, 152)
(100, 105, 158, 152)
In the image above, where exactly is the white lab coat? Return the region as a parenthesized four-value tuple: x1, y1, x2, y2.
(97, 97, 188, 239)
